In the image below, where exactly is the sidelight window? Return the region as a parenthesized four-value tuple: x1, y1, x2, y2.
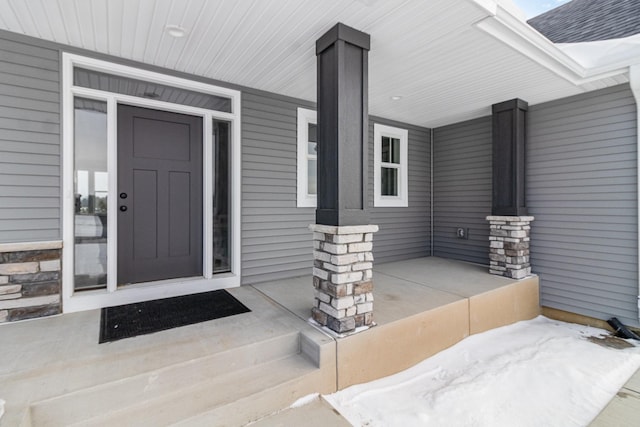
(73, 98, 108, 290)
(212, 119, 231, 273)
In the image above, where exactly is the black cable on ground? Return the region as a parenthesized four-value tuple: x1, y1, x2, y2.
(607, 317, 640, 341)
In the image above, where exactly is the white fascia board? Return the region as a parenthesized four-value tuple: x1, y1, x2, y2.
(473, 12, 585, 83)
(469, 0, 631, 86)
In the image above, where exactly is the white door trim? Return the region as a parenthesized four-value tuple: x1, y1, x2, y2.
(62, 53, 242, 312)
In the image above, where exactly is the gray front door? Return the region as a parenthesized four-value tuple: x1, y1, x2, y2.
(117, 105, 203, 285)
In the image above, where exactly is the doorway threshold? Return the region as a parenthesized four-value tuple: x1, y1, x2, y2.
(63, 274, 240, 313)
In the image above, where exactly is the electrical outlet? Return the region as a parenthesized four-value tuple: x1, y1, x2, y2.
(456, 227, 469, 239)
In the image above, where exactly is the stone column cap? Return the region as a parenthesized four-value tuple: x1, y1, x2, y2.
(0, 240, 63, 253)
(486, 216, 534, 222)
(309, 224, 379, 234)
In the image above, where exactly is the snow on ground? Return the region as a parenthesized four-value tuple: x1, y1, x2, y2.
(324, 316, 640, 427)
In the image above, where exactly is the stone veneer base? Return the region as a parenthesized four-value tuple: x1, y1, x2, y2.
(0, 240, 62, 322)
(487, 216, 534, 280)
(310, 224, 378, 334)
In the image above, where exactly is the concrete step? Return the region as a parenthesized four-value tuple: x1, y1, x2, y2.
(249, 396, 351, 427)
(33, 354, 321, 427)
(29, 332, 316, 427)
(8, 329, 300, 411)
(173, 355, 328, 427)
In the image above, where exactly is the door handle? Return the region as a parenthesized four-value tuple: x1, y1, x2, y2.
(119, 192, 128, 199)
(119, 206, 128, 212)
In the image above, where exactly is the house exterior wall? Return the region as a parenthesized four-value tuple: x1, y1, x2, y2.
(240, 96, 432, 284)
(528, 84, 638, 327)
(433, 117, 492, 264)
(0, 30, 431, 290)
(240, 91, 316, 283)
(433, 84, 639, 327)
(369, 117, 431, 264)
(0, 33, 61, 242)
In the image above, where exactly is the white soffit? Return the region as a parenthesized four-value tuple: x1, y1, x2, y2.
(0, 0, 630, 128)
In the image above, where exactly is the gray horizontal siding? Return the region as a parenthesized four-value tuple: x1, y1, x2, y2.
(528, 84, 639, 327)
(433, 117, 492, 264)
(432, 85, 639, 326)
(241, 96, 432, 285)
(369, 117, 431, 263)
(240, 90, 313, 285)
(0, 29, 430, 285)
(0, 33, 60, 244)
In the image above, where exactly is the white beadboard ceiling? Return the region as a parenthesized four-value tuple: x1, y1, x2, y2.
(0, 0, 631, 127)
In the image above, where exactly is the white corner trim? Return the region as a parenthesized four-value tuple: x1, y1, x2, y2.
(373, 123, 409, 208)
(231, 93, 242, 281)
(61, 52, 75, 306)
(629, 65, 640, 320)
(630, 65, 640, 103)
(297, 107, 317, 208)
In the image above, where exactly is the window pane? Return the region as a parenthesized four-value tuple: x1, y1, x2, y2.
(381, 136, 390, 162)
(307, 142, 317, 156)
(390, 137, 400, 164)
(213, 119, 231, 273)
(74, 67, 232, 113)
(308, 123, 317, 143)
(382, 136, 400, 164)
(308, 159, 317, 195)
(381, 167, 398, 196)
(74, 98, 108, 291)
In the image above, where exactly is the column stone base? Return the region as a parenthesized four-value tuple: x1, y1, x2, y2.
(0, 241, 62, 323)
(309, 224, 378, 334)
(486, 216, 534, 279)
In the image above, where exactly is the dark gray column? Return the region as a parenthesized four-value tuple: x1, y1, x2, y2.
(315, 23, 370, 226)
(491, 98, 528, 216)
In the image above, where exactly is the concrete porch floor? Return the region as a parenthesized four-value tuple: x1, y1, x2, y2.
(255, 256, 540, 389)
(0, 256, 541, 426)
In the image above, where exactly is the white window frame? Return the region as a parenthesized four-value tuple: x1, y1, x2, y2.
(296, 108, 318, 207)
(374, 123, 409, 207)
(62, 53, 242, 313)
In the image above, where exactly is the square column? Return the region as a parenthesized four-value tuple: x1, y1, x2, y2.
(310, 224, 378, 334)
(315, 23, 370, 226)
(492, 99, 528, 216)
(487, 216, 534, 279)
(312, 23, 375, 335)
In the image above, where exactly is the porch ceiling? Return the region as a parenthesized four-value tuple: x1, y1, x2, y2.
(0, 0, 631, 128)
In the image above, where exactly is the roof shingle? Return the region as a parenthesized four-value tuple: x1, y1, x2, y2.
(527, 0, 640, 43)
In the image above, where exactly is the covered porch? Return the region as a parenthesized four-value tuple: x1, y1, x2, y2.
(0, 257, 539, 426)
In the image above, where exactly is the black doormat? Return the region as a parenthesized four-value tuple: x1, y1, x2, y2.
(99, 290, 250, 343)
